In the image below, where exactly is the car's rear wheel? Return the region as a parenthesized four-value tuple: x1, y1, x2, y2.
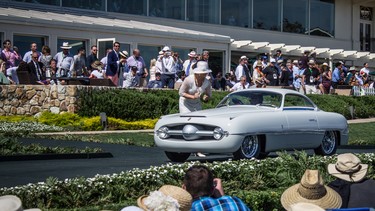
(314, 131, 338, 156)
(233, 135, 262, 160)
(165, 151, 190, 162)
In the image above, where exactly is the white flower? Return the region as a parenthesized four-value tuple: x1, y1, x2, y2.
(143, 191, 179, 211)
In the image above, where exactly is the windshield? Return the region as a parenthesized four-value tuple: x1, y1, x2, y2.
(217, 91, 283, 108)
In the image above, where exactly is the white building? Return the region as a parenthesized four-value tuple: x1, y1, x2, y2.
(0, 0, 374, 76)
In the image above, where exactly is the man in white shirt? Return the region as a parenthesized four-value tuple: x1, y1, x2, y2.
(53, 42, 74, 77)
(157, 46, 175, 88)
(360, 62, 370, 76)
(182, 51, 197, 76)
(230, 76, 249, 92)
(235, 55, 251, 83)
(23, 42, 40, 63)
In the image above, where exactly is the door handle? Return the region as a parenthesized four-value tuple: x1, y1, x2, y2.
(309, 119, 317, 122)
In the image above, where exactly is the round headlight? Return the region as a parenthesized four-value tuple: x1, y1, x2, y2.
(157, 126, 170, 139)
(213, 127, 224, 140)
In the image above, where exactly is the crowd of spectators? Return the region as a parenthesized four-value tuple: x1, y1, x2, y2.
(0, 40, 374, 95)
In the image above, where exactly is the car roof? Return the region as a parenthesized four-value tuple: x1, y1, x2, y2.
(233, 88, 301, 95)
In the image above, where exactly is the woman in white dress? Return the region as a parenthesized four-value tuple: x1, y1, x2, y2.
(179, 61, 212, 114)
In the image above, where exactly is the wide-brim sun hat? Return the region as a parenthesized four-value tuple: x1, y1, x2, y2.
(137, 185, 192, 211)
(328, 153, 368, 182)
(0, 195, 41, 211)
(91, 60, 104, 70)
(119, 50, 129, 58)
(193, 61, 212, 74)
(280, 170, 342, 209)
(287, 202, 325, 211)
(60, 42, 72, 49)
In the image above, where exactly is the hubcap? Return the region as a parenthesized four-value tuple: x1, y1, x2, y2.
(241, 136, 259, 158)
(322, 131, 336, 154)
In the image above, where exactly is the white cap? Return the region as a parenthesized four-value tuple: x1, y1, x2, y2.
(240, 55, 248, 60)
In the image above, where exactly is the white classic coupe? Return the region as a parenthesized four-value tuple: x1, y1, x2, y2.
(154, 88, 348, 162)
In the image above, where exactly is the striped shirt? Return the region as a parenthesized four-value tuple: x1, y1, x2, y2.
(192, 196, 251, 211)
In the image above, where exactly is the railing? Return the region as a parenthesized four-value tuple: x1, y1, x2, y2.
(352, 86, 375, 96)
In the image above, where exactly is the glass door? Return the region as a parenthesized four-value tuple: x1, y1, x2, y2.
(360, 22, 371, 52)
(97, 38, 115, 60)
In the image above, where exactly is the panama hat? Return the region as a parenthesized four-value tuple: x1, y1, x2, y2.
(349, 66, 356, 71)
(0, 195, 41, 211)
(188, 51, 197, 57)
(60, 42, 72, 49)
(322, 62, 329, 66)
(288, 202, 325, 211)
(292, 60, 299, 64)
(91, 60, 104, 70)
(193, 61, 212, 74)
(308, 60, 316, 65)
(328, 153, 368, 182)
(162, 46, 170, 52)
(280, 170, 342, 209)
(256, 61, 263, 67)
(119, 50, 129, 58)
(240, 55, 248, 60)
(137, 185, 192, 211)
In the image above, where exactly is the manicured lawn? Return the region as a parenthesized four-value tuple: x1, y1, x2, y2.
(349, 122, 375, 145)
(37, 132, 155, 147)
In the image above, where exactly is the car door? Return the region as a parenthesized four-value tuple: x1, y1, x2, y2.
(282, 94, 320, 149)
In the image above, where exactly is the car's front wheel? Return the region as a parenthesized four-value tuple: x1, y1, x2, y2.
(165, 151, 190, 162)
(314, 131, 338, 156)
(233, 135, 262, 160)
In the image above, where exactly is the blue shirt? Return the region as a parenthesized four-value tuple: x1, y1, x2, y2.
(191, 196, 251, 211)
(332, 68, 341, 82)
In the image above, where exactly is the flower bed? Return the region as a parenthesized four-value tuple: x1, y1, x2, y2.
(1, 152, 374, 210)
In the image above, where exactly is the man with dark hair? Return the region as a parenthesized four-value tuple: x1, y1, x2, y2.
(332, 62, 343, 88)
(107, 42, 125, 85)
(86, 45, 98, 71)
(183, 165, 251, 211)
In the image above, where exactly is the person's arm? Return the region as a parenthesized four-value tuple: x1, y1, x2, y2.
(179, 78, 199, 99)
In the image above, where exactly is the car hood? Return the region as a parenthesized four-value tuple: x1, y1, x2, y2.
(164, 106, 277, 119)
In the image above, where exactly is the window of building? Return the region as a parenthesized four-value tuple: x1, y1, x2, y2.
(187, 0, 219, 24)
(57, 38, 86, 57)
(62, 0, 105, 11)
(221, 0, 251, 28)
(10, 0, 60, 6)
(309, 0, 335, 37)
(172, 47, 195, 62)
(253, 0, 281, 31)
(107, 0, 147, 15)
(283, 0, 307, 34)
(137, 45, 161, 71)
(13, 34, 47, 58)
(203, 49, 224, 77)
(149, 0, 185, 20)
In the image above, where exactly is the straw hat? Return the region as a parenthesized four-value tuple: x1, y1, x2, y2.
(256, 61, 263, 67)
(60, 42, 72, 49)
(193, 61, 211, 74)
(119, 50, 129, 58)
(308, 60, 315, 65)
(322, 62, 329, 67)
(288, 202, 325, 211)
(91, 60, 104, 70)
(137, 185, 192, 211)
(292, 60, 299, 64)
(0, 195, 41, 211)
(280, 170, 342, 209)
(328, 153, 368, 182)
(240, 55, 248, 60)
(162, 46, 170, 52)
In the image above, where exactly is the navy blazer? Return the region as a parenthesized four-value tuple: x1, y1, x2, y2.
(27, 61, 45, 84)
(107, 50, 119, 76)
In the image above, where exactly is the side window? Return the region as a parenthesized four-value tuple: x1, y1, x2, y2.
(284, 94, 314, 108)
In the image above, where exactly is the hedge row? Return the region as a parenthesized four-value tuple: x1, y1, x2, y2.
(78, 89, 375, 121)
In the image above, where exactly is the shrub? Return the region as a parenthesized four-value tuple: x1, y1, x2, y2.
(78, 89, 229, 121)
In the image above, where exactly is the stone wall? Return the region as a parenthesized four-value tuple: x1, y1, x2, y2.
(0, 85, 81, 116)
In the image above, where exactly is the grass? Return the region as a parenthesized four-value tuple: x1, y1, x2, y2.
(36, 132, 155, 147)
(33, 122, 375, 147)
(349, 122, 375, 145)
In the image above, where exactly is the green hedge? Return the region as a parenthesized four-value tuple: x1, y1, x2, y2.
(78, 89, 228, 121)
(78, 89, 375, 121)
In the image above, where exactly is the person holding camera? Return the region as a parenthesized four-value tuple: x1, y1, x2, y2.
(157, 46, 176, 89)
(183, 165, 251, 211)
(127, 48, 148, 87)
